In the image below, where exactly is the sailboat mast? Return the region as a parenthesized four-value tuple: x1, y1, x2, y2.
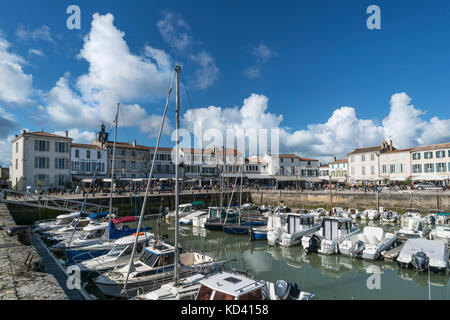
(108, 102, 120, 240)
(329, 175, 333, 216)
(174, 65, 181, 286)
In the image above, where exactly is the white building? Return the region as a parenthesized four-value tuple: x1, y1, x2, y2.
(379, 149, 412, 183)
(319, 164, 330, 181)
(71, 143, 108, 180)
(347, 140, 394, 185)
(410, 142, 450, 185)
(329, 158, 348, 183)
(10, 130, 72, 192)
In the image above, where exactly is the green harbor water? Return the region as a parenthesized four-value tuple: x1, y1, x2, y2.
(9, 205, 450, 300)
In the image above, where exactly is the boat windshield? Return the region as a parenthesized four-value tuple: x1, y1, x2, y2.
(106, 244, 128, 257)
(179, 206, 191, 213)
(401, 219, 420, 231)
(139, 250, 160, 267)
(78, 228, 105, 240)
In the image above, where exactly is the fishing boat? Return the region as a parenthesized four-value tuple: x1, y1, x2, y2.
(302, 216, 360, 255)
(380, 210, 399, 223)
(338, 226, 396, 260)
(222, 220, 266, 235)
(362, 209, 380, 221)
(75, 232, 153, 278)
(348, 208, 360, 219)
(93, 242, 219, 297)
(397, 238, 448, 273)
(395, 215, 431, 241)
(178, 202, 208, 225)
(429, 225, 450, 246)
(166, 202, 206, 221)
(202, 208, 239, 230)
(34, 212, 82, 232)
(267, 213, 320, 247)
(194, 271, 314, 300)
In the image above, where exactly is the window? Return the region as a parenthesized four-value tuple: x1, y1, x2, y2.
(412, 164, 422, 173)
(371, 166, 375, 175)
(73, 161, 80, 171)
(131, 161, 136, 169)
(86, 150, 90, 159)
(412, 153, 421, 160)
(436, 163, 446, 172)
(57, 175, 66, 186)
(361, 155, 365, 161)
(35, 157, 49, 169)
(362, 166, 366, 175)
(15, 142, 18, 153)
(370, 154, 374, 161)
(382, 165, 387, 173)
(35, 175, 47, 186)
(424, 152, 433, 159)
(75, 150, 79, 158)
(121, 160, 126, 169)
(121, 149, 126, 156)
(131, 151, 136, 157)
(436, 150, 445, 158)
(424, 163, 434, 173)
(390, 165, 396, 173)
(97, 151, 101, 159)
(56, 142, 67, 153)
(86, 162, 91, 172)
(400, 164, 404, 172)
(36, 140, 49, 152)
(56, 158, 67, 169)
(351, 156, 354, 162)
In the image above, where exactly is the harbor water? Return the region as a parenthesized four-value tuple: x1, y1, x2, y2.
(9, 206, 450, 300)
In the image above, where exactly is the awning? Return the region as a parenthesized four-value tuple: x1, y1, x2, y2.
(389, 176, 408, 181)
(412, 175, 448, 181)
(331, 177, 347, 183)
(305, 177, 322, 183)
(245, 174, 274, 180)
(222, 173, 241, 178)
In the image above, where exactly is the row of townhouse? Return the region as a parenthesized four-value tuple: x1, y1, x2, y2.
(321, 140, 450, 185)
(8, 126, 320, 191)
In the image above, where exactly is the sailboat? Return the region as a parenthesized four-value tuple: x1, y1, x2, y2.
(95, 65, 221, 299)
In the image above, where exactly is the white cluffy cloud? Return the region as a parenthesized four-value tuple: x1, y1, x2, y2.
(44, 13, 173, 136)
(0, 37, 33, 104)
(53, 129, 96, 144)
(157, 11, 193, 52)
(28, 49, 44, 57)
(182, 92, 450, 161)
(244, 43, 274, 79)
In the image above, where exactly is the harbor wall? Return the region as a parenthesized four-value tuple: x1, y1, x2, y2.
(0, 203, 68, 300)
(249, 190, 450, 213)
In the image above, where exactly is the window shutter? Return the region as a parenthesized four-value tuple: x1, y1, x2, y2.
(46, 157, 49, 168)
(35, 140, 38, 151)
(65, 159, 68, 169)
(35, 157, 38, 168)
(55, 158, 58, 169)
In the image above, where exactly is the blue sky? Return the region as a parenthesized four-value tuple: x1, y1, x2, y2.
(1, 0, 450, 166)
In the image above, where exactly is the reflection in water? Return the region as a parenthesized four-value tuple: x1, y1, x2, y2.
(142, 219, 449, 300)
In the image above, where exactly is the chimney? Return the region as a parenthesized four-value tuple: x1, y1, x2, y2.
(389, 140, 393, 151)
(133, 139, 136, 147)
(333, 156, 337, 162)
(65, 130, 69, 138)
(22, 129, 26, 134)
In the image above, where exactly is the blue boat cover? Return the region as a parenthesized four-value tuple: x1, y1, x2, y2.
(108, 222, 152, 239)
(88, 211, 109, 220)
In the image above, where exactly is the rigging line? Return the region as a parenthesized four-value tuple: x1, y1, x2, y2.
(180, 69, 194, 110)
(121, 69, 176, 295)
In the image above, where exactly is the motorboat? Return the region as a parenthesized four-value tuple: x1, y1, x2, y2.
(329, 207, 346, 217)
(34, 212, 82, 232)
(194, 271, 314, 300)
(43, 217, 92, 242)
(179, 210, 208, 225)
(397, 238, 448, 273)
(380, 211, 399, 223)
(202, 208, 239, 230)
(166, 202, 206, 221)
(222, 220, 266, 235)
(250, 225, 269, 240)
(267, 213, 320, 247)
(395, 216, 431, 241)
(93, 242, 220, 297)
(430, 225, 450, 246)
(436, 212, 450, 225)
(134, 273, 209, 300)
(338, 226, 396, 260)
(302, 216, 360, 255)
(75, 232, 153, 278)
(52, 218, 152, 264)
(348, 208, 361, 219)
(362, 209, 380, 221)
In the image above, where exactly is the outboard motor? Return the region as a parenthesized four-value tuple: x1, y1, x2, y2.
(6, 226, 32, 245)
(428, 215, 436, 226)
(289, 282, 301, 299)
(274, 280, 291, 300)
(307, 235, 320, 255)
(351, 240, 365, 258)
(411, 251, 429, 272)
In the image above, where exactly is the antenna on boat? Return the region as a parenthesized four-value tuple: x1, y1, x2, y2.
(121, 68, 176, 296)
(107, 102, 120, 241)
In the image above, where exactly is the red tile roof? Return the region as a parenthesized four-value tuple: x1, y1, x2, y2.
(71, 143, 103, 149)
(25, 131, 71, 139)
(411, 142, 450, 152)
(330, 159, 347, 164)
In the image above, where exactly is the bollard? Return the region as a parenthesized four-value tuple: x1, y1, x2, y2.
(6, 225, 32, 245)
